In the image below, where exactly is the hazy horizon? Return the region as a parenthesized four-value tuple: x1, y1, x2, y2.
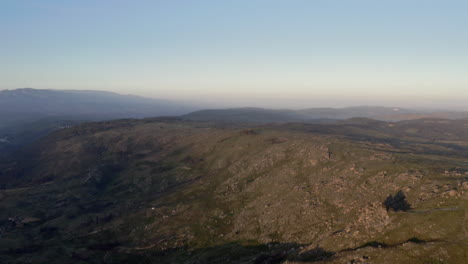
(2, 1, 468, 110)
(3, 87, 468, 111)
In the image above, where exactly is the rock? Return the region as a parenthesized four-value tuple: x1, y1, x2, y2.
(442, 189, 458, 198)
(241, 129, 258, 135)
(461, 181, 468, 190)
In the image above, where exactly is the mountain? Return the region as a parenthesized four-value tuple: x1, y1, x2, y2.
(0, 117, 466, 263)
(183, 106, 468, 123)
(0, 88, 199, 152)
(0, 88, 195, 125)
(182, 107, 308, 123)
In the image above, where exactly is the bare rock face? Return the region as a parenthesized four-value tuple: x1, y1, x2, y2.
(442, 189, 459, 198)
(462, 181, 468, 190)
(356, 203, 391, 233)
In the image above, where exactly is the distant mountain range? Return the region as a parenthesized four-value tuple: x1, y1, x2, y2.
(182, 106, 468, 123)
(0, 88, 198, 152)
(2, 88, 468, 153)
(4, 89, 468, 127)
(0, 88, 197, 128)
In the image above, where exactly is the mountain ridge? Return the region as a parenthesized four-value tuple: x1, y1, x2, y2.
(0, 88, 200, 152)
(183, 106, 468, 123)
(0, 88, 195, 117)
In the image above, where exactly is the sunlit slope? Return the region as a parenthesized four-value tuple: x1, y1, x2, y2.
(0, 118, 467, 263)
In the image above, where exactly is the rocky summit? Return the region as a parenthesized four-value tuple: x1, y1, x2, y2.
(0, 118, 467, 263)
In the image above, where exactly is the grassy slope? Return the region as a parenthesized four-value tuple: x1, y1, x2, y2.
(0, 118, 467, 263)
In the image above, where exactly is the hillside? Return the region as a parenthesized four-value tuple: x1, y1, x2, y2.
(0, 118, 467, 263)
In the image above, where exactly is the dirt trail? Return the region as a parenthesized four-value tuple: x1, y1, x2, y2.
(463, 208, 468, 238)
(406, 207, 459, 214)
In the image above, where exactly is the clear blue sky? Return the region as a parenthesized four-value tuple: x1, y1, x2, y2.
(1, 0, 467, 108)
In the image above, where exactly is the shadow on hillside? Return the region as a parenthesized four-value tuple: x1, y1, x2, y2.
(383, 190, 411, 212)
(95, 242, 335, 264)
(340, 236, 442, 253)
(106, 236, 440, 264)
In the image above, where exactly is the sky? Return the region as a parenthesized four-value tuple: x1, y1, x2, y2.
(1, 0, 468, 109)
